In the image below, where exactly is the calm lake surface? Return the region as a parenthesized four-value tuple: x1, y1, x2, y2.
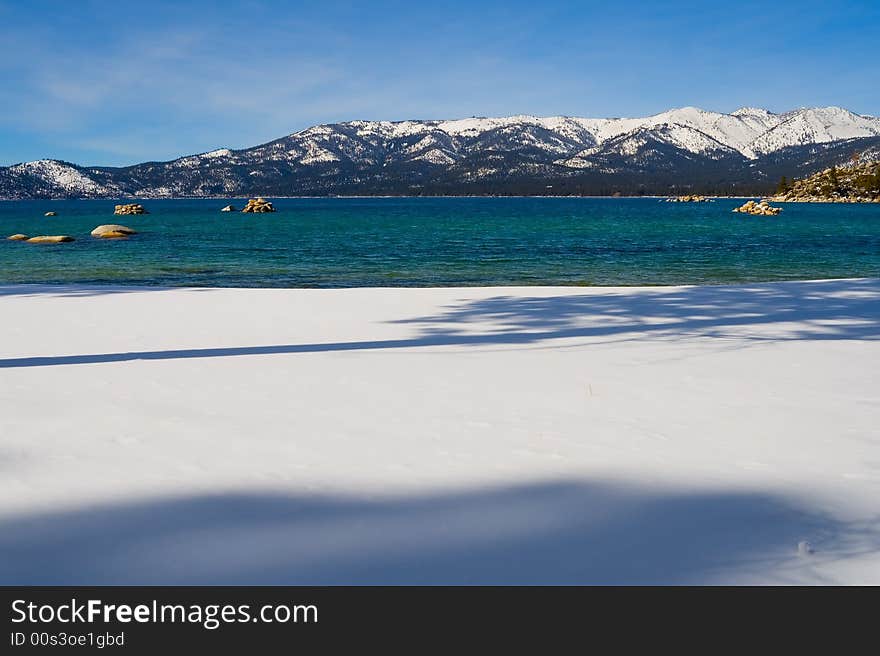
(1, 197, 879, 287)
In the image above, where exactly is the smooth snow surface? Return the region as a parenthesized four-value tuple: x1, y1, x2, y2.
(1, 281, 879, 584)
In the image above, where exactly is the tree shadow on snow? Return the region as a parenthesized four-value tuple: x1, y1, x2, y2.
(393, 278, 880, 343)
(0, 284, 216, 299)
(0, 479, 875, 585)
(0, 278, 877, 368)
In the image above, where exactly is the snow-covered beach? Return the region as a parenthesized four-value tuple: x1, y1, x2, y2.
(1, 279, 878, 584)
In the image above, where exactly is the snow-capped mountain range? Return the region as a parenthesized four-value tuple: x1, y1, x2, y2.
(2, 106, 879, 198)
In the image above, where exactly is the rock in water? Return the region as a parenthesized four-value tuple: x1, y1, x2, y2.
(7, 234, 29, 241)
(732, 199, 782, 216)
(26, 235, 74, 243)
(665, 195, 711, 203)
(241, 198, 276, 213)
(114, 203, 148, 215)
(44, 211, 57, 216)
(91, 224, 137, 238)
(221, 205, 236, 212)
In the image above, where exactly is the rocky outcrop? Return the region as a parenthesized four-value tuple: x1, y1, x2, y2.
(91, 224, 137, 238)
(221, 204, 236, 212)
(7, 234, 29, 241)
(242, 198, 275, 213)
(665, 195, 711, 202)
(774, 196, 880, 203)
(769, 161, 880, 203)
(26, 235, 74, 243)
(114, 203, 148, 215)
(732, 200, 782, 216)
(44, 211, 57, 216)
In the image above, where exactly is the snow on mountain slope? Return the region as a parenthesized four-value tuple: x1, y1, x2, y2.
(201, 148, 233, 159)
(559, 124, 739, 169)
(4, 106, 880, 198)
(842, 142, 880, 166)
(8, 160, 114, 195)
(275, 106, 874, 166)
(415, 148, 457, 165)
(750, 107, 880, 155)
(206, 106, 879, 171)
(567, 107, 782, 159)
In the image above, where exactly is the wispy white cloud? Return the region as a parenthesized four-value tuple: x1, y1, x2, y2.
(1, 0, 877, 165)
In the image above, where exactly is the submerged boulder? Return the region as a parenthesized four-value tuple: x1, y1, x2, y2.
(26, 235, 74, 243)
(91, 224, 137, 238)
(241, 198, 275, 213)
(221, 204, 236, 212)
(44, 211, 57, 216)
(7, 234, 29, 241)
(114, 203, 148, 216)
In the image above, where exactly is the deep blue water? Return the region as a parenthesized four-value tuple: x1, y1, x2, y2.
(1, 197, 879, 287)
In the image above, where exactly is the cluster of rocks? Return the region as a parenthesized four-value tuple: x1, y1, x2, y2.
(8, 221, 138, 244)
(732, 200, 782, 216)
(114, 203, 148, 215)
(90, 224, 137, 239)
(241, 198, 275, 213)
(769, 193, 880, 204)
(665, 195, 711, 203)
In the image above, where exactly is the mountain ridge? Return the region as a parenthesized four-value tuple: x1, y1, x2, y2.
(3, 106, 879, 199)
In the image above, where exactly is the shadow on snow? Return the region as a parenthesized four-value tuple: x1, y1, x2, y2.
(1, 479, 874, 585)
(0, 278, 878, 368)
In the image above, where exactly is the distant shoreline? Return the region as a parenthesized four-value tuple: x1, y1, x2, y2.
(2, 194, 767, 201)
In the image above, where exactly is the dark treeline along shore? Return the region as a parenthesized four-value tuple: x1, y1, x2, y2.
(2, 197, 879, 288)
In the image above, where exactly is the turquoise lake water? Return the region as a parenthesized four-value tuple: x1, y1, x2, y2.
(1, 198, 879, 287)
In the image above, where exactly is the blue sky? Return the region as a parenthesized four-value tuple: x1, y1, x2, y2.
(1, 0, 878, 166)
